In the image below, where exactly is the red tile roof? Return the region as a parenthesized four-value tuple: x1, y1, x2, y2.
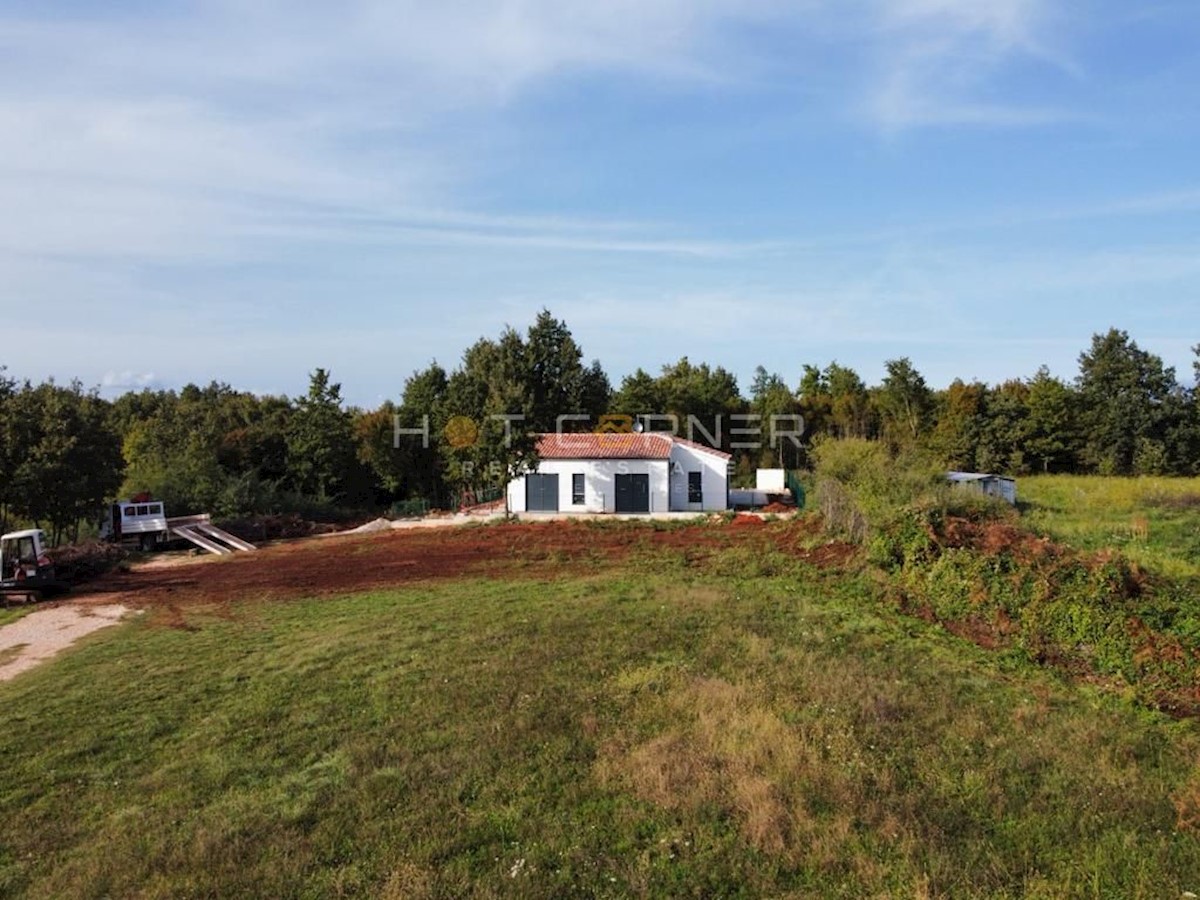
(670, 436, 733, 459)
(535, 432, 731, 460)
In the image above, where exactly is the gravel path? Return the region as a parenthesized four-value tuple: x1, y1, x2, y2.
(0, 604, 134, 682)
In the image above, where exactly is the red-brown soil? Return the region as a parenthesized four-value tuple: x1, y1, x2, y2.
(76, 517, 855, 621)
(934, 516, 1060, 563)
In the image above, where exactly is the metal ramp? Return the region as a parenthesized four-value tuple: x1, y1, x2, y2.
(167, 515, 257, 556)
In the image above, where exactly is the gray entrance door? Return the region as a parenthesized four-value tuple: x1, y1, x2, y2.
(525, 474, 559, 511)
(614, 473, 650, 513)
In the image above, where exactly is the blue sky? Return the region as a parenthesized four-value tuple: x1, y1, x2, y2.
(1, 0, 1197, 406)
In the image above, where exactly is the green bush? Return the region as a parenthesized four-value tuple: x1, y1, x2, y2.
(812, 437, 1200, 715)
(812, 438, 957, 567)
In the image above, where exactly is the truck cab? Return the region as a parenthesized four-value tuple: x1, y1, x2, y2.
(101, 499, 169, 549)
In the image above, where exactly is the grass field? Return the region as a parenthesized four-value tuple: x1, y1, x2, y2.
(1, 529, 1199, 898)
(0, 605, 33, 628)
(1021, 475, 1200, 579)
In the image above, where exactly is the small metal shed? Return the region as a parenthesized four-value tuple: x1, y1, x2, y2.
(946, 472, 1017, 505)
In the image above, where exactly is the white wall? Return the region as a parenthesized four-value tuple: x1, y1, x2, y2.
(755, 468, 785, 491)
(507, 459, 671, 513)
(987, 478, 1018, 505)
(668, 444, 729, 512)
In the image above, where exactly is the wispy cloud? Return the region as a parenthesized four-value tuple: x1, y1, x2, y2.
(864, 0, 1082, 130)
(100, 370, 159, 392)
(0, 0, 1100, 285)
(1, 0, 1192, 403)
(0, 1, 795, 267)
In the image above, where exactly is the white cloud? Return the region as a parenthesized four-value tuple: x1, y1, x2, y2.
(865, 0, 1080, 130)
(0, 1, 799, 268)
(0, 0, 1089, 276)
(100, 370, 158, 391)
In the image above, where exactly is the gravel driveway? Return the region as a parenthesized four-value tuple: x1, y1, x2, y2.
(0, 603, 134, 681)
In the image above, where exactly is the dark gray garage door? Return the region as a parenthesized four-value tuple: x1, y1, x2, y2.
(614, 473, 650, 513)
(525, 473, 559, 512)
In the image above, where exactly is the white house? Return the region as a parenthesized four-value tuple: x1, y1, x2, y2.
(507, 432, 731, 514)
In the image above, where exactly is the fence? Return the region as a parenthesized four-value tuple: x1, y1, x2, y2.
(390, 498, 430, 519)
(448, 485, 505, 511)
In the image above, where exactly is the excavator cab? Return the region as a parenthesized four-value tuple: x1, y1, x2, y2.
(0, 529, 64, 600)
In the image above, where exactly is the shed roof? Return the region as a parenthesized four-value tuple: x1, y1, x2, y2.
(946, 471, 1015, 483)
(535, 432, 731, 461)
(1, 529, 44, 540)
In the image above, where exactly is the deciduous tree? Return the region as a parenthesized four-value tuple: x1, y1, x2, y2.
(286, 369, 358, 501)
(1076, 329, 1177, 475)
(876, 358, 933, 446)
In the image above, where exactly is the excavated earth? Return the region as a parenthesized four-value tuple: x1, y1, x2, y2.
(65, 517, 852, 626)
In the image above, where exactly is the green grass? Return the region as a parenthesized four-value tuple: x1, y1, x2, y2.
(1, 557, 1198, 897)
(1021, 475, 1200, 579)
(0, 603, 36, 628)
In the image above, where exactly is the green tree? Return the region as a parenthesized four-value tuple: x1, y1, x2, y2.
(286, 369, 358, 501)
(439, 331, 540, 510)
(797, 364, 831, 441)
(976, 380, 1030, 474)
(594, 356, 747, 467)
(120, 401, 228, 513)
(0, 367, 19, 530)
(875, 358, 933, 446)
(614, 357, 744, 439)
(8, 381, 123, 543)
(387, 363, 449, 505)
(1171, 345, 1200, 475)
(927, 379, 987, 471)
(659, 357, 742, 420)
(826, 363, 873, 440)
(214, 394, 292, 485)
(117, 383, 297, 515)
(524, 310, 611, 431)
(1023, 367, 1079, 473)
(1076, 329, 1177, 474)
(611, 369, 664, 417)
(355, 402, 405, 499)
(750, 365, 801, 467)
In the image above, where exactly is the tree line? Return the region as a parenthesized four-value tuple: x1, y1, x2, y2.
(2, 315, 1198, 540)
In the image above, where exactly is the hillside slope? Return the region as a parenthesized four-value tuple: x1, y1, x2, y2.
(0, 522, 1197, 897)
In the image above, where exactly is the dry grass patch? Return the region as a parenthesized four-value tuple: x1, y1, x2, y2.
(597, 675, 896, 873)
(1175, 765, 1200, 835)
(0, 643, 28, 667)
(662, 585, 727, 611)
(379, 862, 435, 900)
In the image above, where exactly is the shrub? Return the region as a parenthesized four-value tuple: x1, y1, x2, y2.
(811, 438, 1200, 716)
(46, 540, 128, 585)
(812, 438, 952, 566)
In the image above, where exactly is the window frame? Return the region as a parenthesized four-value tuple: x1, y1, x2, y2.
(572, 473, 585, 506)
(687, 471, 703, 504)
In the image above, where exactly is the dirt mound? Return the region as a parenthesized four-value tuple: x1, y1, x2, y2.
(796, 541, 858, 568)
(347, 517, 393, 534)
(936, 516, 1059, 562)
(728, 514, 766, 528)
(47, 541, 128, 585)
(218, 514, 343, 542)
